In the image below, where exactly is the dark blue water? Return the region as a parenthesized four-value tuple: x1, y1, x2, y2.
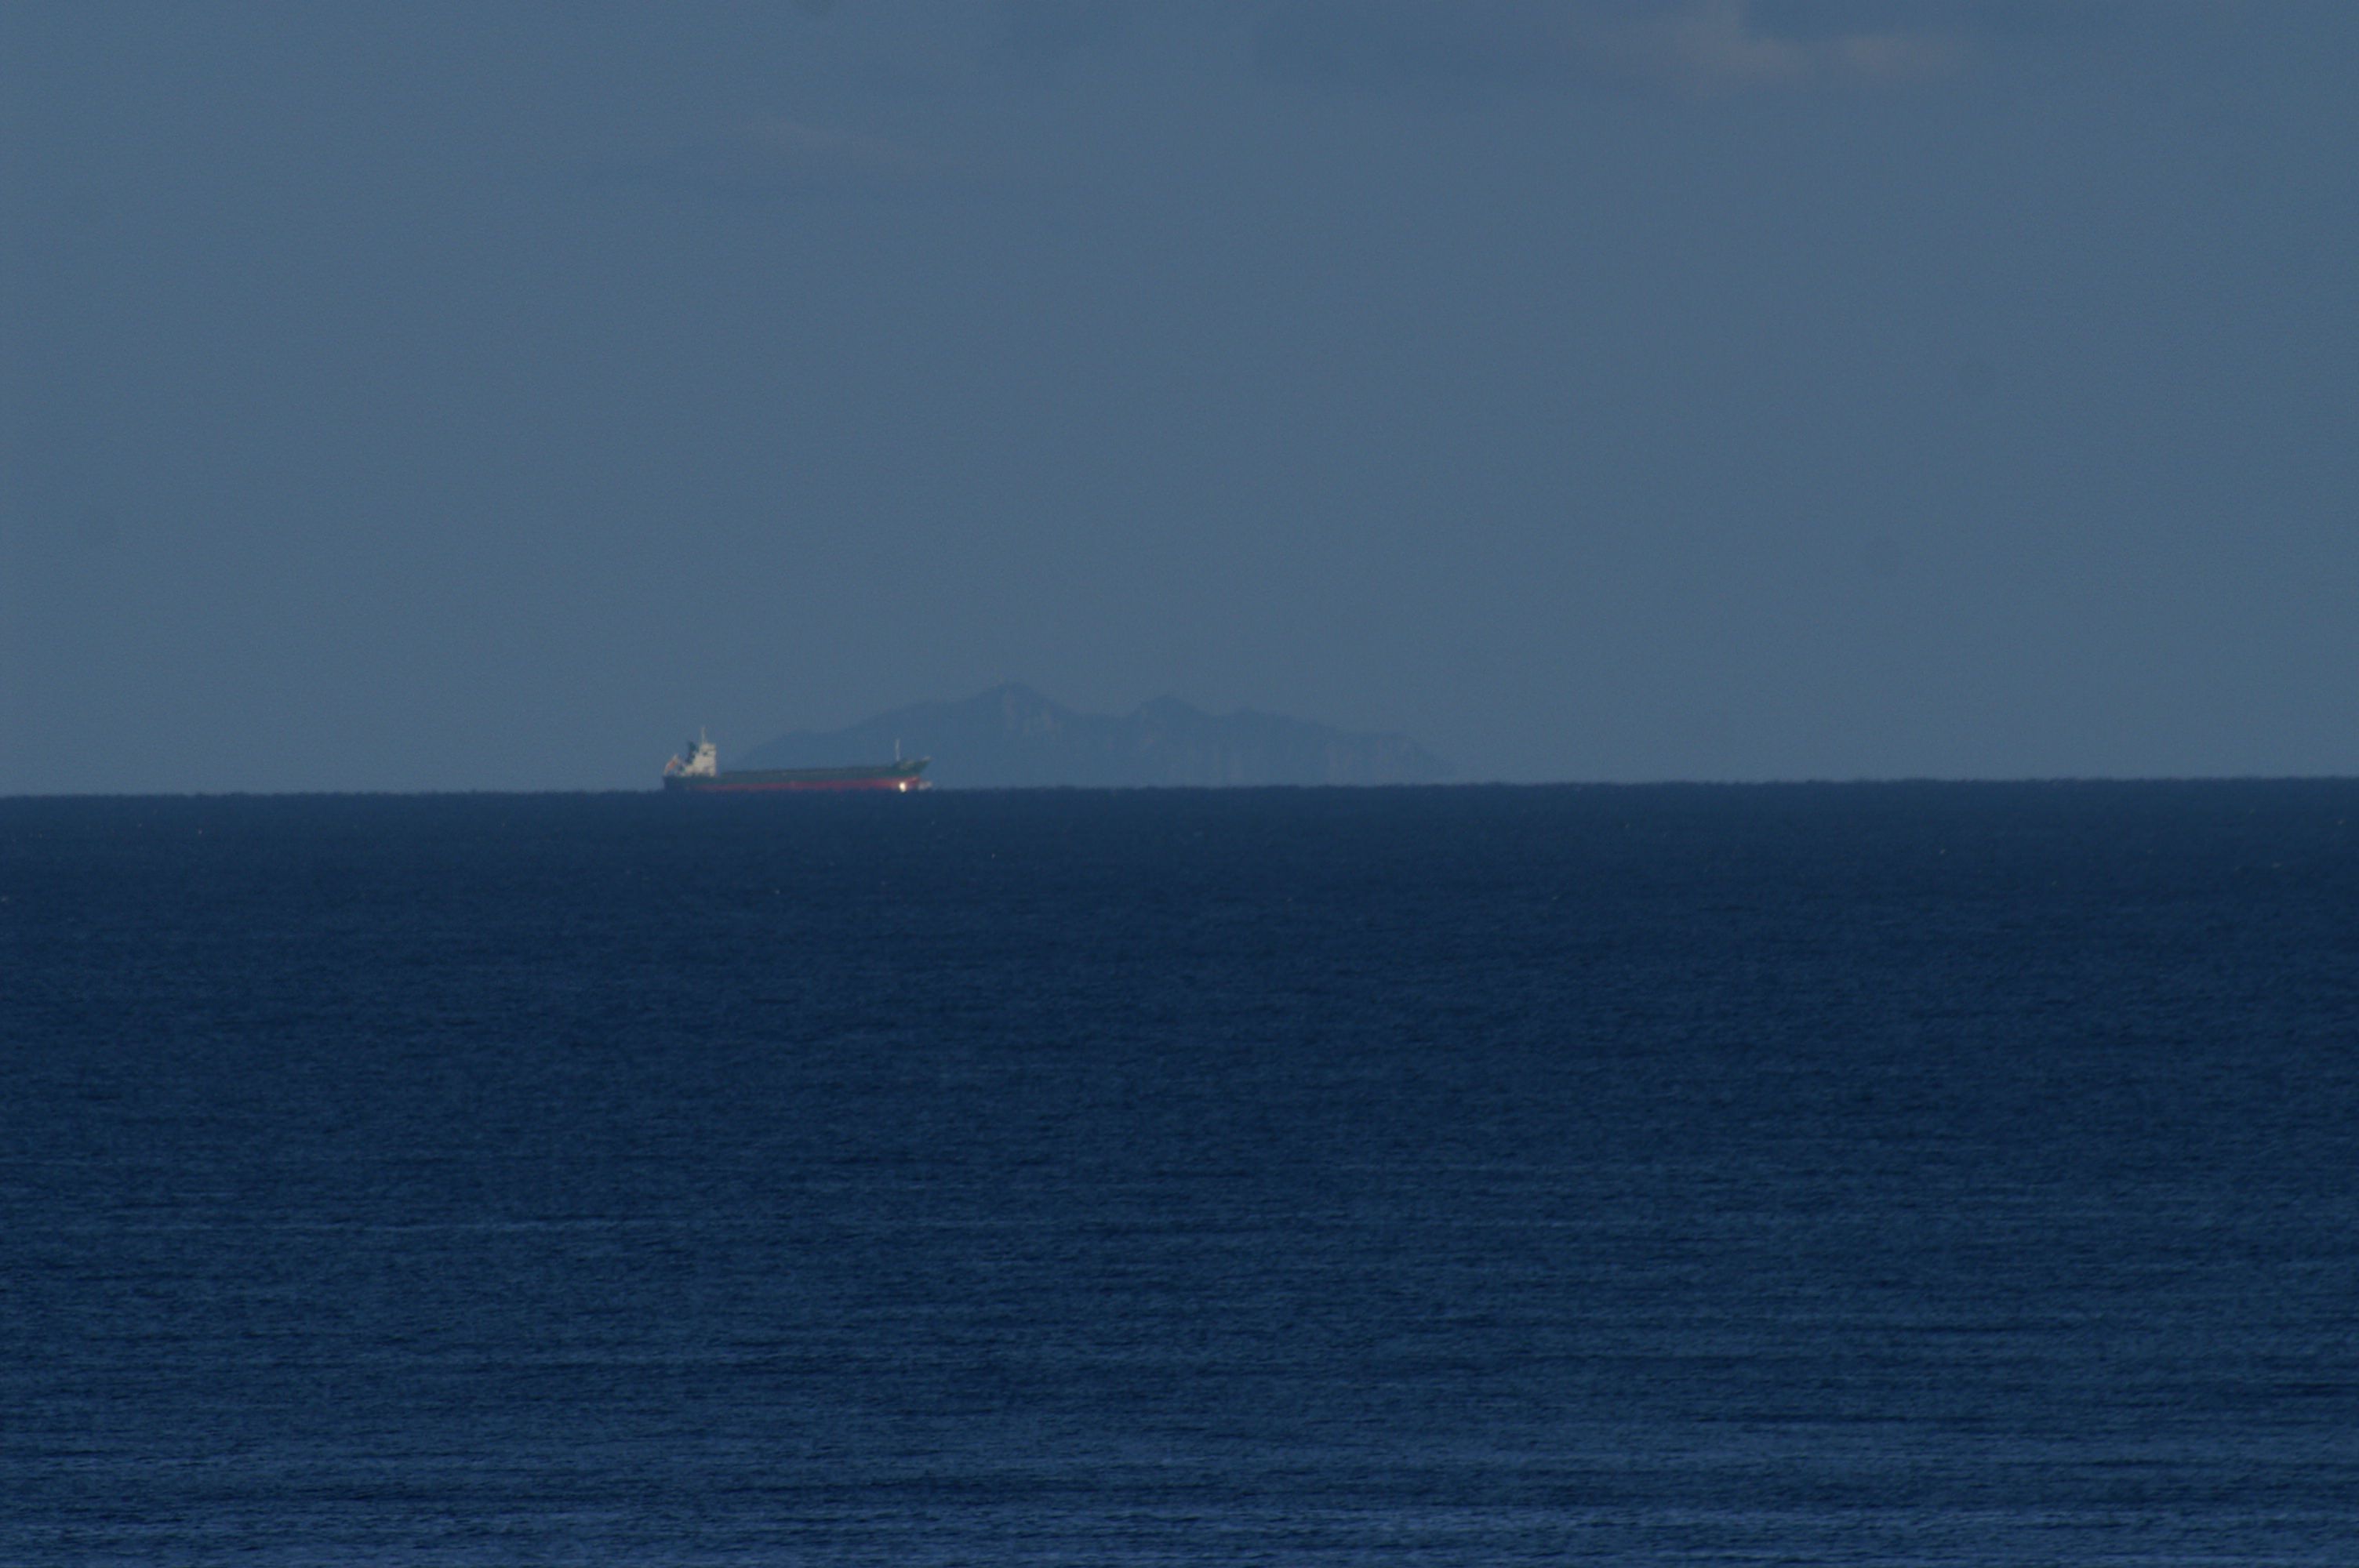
(6, 784, 2358, 1563)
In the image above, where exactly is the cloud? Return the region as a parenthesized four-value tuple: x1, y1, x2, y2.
(1634, 1, 1968, 89)
(1252, 0, 1977, 99)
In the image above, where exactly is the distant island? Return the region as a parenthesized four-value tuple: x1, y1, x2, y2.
(739, 684, 1452, 789)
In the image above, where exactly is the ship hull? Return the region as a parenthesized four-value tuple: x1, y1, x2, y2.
(665, 775, 925, 793)
(663, 760, 929, 793)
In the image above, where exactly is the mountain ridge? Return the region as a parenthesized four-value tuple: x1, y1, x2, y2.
(738, 684, 1452, 789)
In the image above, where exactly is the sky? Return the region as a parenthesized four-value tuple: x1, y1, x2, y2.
(5, 1, 2357, 791)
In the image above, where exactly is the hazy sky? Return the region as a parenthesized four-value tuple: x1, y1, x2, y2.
(5, 2, 2356, 790)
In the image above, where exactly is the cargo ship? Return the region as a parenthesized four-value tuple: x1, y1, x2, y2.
(661, 730, 929, 793)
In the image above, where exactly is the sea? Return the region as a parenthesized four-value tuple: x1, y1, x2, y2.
(5, 782, 2357, 1565)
